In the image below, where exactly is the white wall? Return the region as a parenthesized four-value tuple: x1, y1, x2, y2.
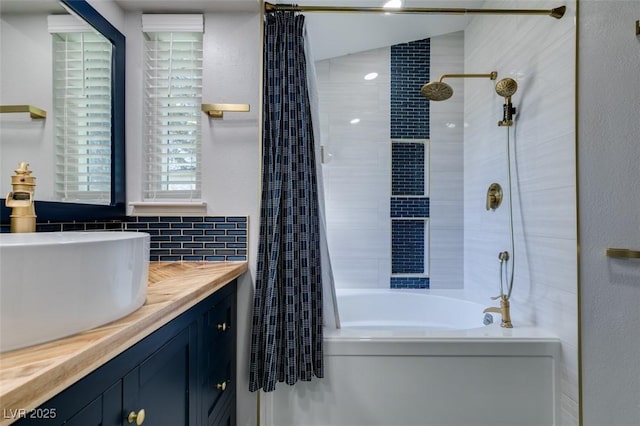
(124, 10, 260, 426)
(0, 13, 55, 199)
(316, 47, 392, 289)
(463, 1, 579, 424)
(579, 1, 640, 425)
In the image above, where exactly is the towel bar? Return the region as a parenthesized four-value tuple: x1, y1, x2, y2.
(606, 248, 640, 259)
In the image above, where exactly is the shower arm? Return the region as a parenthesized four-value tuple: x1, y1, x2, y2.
(438, 72, 498, 82)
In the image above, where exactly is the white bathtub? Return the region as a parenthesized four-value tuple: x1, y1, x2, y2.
(262, 288, 562, 426)
(337, 288, 488, 329)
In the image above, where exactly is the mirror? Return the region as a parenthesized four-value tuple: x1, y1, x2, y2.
(0, 0, 125, 222)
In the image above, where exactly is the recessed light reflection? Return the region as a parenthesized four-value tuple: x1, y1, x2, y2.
(350, 118, 361, 124)
(445, 122, 456, 128)
(383, 0, 402, 9)
(364, 72, 379, 80)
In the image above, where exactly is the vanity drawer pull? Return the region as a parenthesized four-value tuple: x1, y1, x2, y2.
(127, 409, 146, 425)
(217, 322, 228, 332)
(216, 381, 227, 391)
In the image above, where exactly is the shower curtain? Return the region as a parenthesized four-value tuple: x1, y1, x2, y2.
(249, 9, 326, 393)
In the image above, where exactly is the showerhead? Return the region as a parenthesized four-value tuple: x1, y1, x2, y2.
(420, 81, 454, 101)
(420, 71, 498, 101)
(495, 78, 518, 98)
(495, 78, 518, 127)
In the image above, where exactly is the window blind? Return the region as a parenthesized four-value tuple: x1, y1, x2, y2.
(142, 15, 203, 201)
(51, 29, 112, 204)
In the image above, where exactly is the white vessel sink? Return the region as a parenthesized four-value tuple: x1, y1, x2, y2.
(0, 231, 149, 353)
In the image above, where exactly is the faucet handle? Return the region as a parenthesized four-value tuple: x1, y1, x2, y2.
(490, 295, 502, 300)
(14, 162, 33, 175)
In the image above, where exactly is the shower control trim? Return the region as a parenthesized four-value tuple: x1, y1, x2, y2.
(486, 183, 503, 211)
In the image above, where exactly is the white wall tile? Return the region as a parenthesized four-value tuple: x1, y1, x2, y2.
(464, 3, 578, 423)
(317, 47, 391, 289)
(428, 31, 465, 289)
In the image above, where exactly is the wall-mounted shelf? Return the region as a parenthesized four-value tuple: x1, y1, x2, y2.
(606, 248, 640, 259)
(0, 105, 47, 119)
(201, 103, 250, 119)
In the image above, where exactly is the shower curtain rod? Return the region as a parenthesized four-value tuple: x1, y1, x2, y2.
(263, 3, 566, 19)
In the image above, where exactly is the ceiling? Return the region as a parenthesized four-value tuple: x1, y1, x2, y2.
(112, 0, 482, 60)
(0, 0, 485, 60)
(296, 0, 482, 60)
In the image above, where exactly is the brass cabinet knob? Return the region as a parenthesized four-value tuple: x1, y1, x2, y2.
(217, 322, 228, 332)
(216, 381, 227, 391)
(127, 409, 146, 425)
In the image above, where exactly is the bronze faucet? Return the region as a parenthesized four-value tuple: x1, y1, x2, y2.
(483, 294, 513, 328)
(5, 162, 37, 233)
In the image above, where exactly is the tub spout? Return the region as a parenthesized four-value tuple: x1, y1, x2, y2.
(483, 295, 513, 328)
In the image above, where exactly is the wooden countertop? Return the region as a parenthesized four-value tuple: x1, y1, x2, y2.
(0, 261, 248, 424)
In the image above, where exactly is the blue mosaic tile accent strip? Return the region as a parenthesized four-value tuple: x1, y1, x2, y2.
(391, 197, 429, 218)
(390, 276, 430, 289)
(124, 216, 248, 262)
(392, 142, 425, 196)
(391, 219, 425, 274)
(390, 38, 430, 139)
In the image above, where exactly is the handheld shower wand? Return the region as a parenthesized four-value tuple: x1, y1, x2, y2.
(495, 78, 518, 126)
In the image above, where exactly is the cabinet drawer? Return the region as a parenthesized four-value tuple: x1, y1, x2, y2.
(203, 349, 234, 419)
(207, 388, 235, 426)
(204, 294, 234, 350)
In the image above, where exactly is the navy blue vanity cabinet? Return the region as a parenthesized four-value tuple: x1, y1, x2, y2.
(14, 280, 237, 426)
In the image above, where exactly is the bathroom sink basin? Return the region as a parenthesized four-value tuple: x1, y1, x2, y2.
(0, 231, 149, 352)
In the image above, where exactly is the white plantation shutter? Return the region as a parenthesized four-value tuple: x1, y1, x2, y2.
(50, 19, 112, 204)
(142, 15, 203, 200)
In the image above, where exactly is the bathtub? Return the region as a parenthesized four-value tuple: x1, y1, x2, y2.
(336, 288, 488, 329)
(261, 288, 561, 426)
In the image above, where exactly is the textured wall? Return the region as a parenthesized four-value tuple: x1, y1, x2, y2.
(579, 1, 640, 425)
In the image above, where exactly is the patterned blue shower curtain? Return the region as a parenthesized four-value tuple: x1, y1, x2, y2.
(249, 9, 324, 393)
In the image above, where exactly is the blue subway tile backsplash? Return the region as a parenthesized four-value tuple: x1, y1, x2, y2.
(0, 216, 248, 262)
(124, 216, 248, 261)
